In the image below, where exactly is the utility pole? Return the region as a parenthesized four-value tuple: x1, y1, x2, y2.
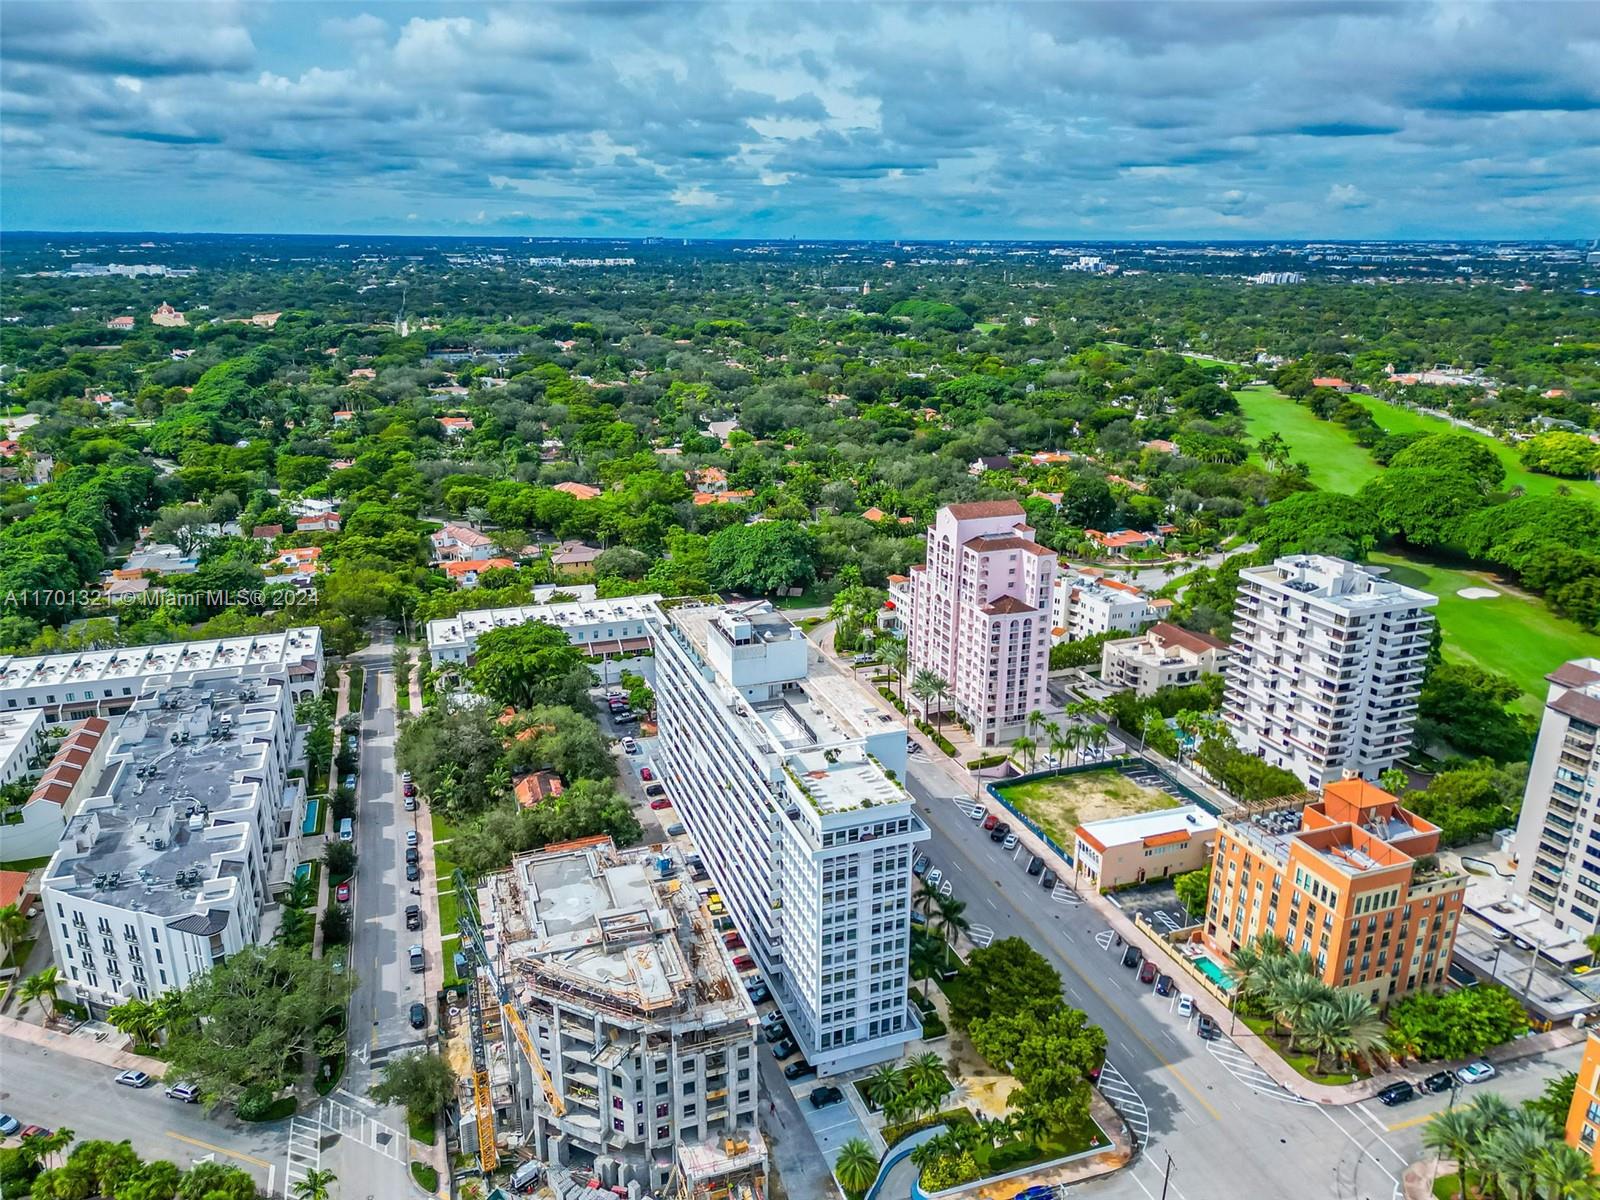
(1160, 1153, 1174, 1200)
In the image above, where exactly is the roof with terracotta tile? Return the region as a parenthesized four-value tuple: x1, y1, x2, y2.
(946, 500, 1025, 519)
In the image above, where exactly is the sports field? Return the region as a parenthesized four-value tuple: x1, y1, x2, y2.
(994, 768, 1180, 846)
(1236, 384, 1590, 499)
(1369, 551, 1598, 712)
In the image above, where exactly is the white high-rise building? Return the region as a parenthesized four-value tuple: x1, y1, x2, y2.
(651, 599, 927, 1073)
(1222, 555, 1436, 789)
(906, 501, 1058, 747)
(1511, 659, 1600, 932)
(39, 670, 301, 1015)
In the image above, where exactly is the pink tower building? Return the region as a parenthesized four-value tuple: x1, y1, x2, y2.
(907, 501, 1059, 747)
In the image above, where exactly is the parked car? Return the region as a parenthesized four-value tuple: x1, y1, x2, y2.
(406, 847, 420, 865)
(1421, 1071, 1455, 1094)
(1040, 868, 1057, 888)
(723, 933, 745, 949)
(401, 770, 412, 785)
(784, 1061, 817, 1081)
(1457, 1061, 1497, 1085)
(1377, 1081, 1416, 1106)
(769, 1039, 798, 1060)
(404, 794, 417, 811)
(0, 1114, 19, 1136)
(409, 944, 425, 973)
(336, 881, 351, 903)
(621, 737, 638, 754)
(764, 1022, 790, 1043)
(406, 830, 419, 847)
(1002, 833, 1018, 851)
(1195, 1014, 1217, 1040)
(809, 1085, 844, 1108)
(1177, 994, 1194, 1018)
(913, 855, 930, 877)
(926, 868, 943, 888)
(641, 767, 654, 781)
(1011, 1188, 1056, 1200)
(115, 1070, 151, 1089)
(746, 981, 769, 1003)
(1155, 974, 1174, 997)
(614, 712, 638, 725)
(20, 1126, 50, 1140)
(910, 911, 926, 927)
(406, 903, 422, 930)
(645, 783, 667, 798)
(650, 798, 672, 810)
(403, 782, 417, 797)
(982, 813, 999, 830)
(732, 955, 755, 971)
(666, 823, 686, 836)
(166, 1083, 200, 1103)
(968, 804, 985, 822)
(409, 1002, 428, 1030)
(1139, 960, 1158, 985)
(1121, 946, 1142, 968)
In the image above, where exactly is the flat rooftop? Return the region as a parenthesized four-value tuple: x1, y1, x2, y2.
(1078, 804, 1217, 848)
(0, 708, 45, 767)
(1242, 555, 1437, 613)
(426, 593, 660, 650)
(45, 680, 286, 919)
(491, 840, 752, 1026)
(0, 629, 322, 693)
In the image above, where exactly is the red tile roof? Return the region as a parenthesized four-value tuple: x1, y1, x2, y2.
(947, 500, 1025, 520)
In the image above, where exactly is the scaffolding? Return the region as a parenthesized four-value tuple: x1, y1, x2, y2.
(467, 971, 500, 1173)
(670, 1135, 767, 1200)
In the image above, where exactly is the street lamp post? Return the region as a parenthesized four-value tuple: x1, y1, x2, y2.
(1159, 1153, 1174, 1200)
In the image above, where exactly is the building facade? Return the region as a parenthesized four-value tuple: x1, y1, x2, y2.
(0, 707, 45, 790)
(0, 630, 324, 721)
(1073, 805, 1218, 892)
(39, 671, 300, 1014)
(907, 501, 1058, 747)
(1100, 623, 1229, 697)
(424, 590, 649, 666)
(652, 600, 927, 1073)
(482, 839, 766, 1196)
(1222, 556, 1436, 788)
(1510, 659, 1600, 933)
(0, 717, 113, 862)
(1565, 1031, 1600, 1167)
(1204, 778, 1465, 1005)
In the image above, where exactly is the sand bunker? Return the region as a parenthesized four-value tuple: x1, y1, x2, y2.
(1457, 587, 1500, 599)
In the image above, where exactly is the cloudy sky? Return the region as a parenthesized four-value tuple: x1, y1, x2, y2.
(3, 1, 1598, 239)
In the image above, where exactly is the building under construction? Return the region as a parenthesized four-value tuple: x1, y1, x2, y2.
(479, 837, 767, 1198)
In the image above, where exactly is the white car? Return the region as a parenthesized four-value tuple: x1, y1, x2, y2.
(1176, 995, 1194, 1018)
(1002, 834, 1018, 851)
(406, 830, 419, 847)
(116, 1069, 151, 1089)
(968, 804, 985, 822)
(926, 868, 943, 888)
(1457, 1060, 1496, 1085)
(621, 736, 638, 754)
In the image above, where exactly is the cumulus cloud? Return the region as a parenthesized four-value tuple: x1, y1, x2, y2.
(1, 0, 1596, 236)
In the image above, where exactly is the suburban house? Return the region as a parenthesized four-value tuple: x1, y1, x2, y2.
(105, 315, 135, 331)
(862, 507, 914, 525)
(1100, 622, 1230, 696)
(1312, 377, 1354, 392)
(442, 558, 515, 588)
(296, 513, 341, 533)
(1085, 528, 1170, 557)
(439, 416, 475, 436)
(552, 481, 602, 501)
(431, 523, 494, 563)
(149, 303, 187, 327)
(550, 540, 603, 573)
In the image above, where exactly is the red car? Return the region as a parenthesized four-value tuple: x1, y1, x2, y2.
(649, 798, 672, 811)
(20, 1126, 49, 1140)
(640, 767, 654, 781)
(336, 882, 351, 903)
(403, 783, 416, 797)
(982, 813, 999, 831)
(732, 955, 755, 971)
(723, 932, 745, 949)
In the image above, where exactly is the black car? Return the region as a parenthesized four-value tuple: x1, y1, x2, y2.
(645, 784, 667, 798)
(913, 855, 930, 877)
(764, 1022, 790, 1043)
(988, 821, 1012, 842)
(1377, 1082, 1416, 1107)
(409, 1002, 428, 1030)
(1195, 1014, 1217, 1040)
(406, 861, 420, 881)
(1421, 1071, 1455, 1094)
(1040, 869, 1058, 889)
(809, 1085, 843, 1108)
(405, 903, 422, 930)
(405, 847, 419, 865)
(784, 1060, 817, 1081)
(746, 982, 770, 1003)
(1121, 946, 1142, 968)
(1026, 855, 1045, 876)
(1155, 974, 1174, 997)
(770, 1038, 798, 1061)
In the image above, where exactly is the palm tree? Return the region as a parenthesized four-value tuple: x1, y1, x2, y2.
(909, 1129, 960, 1170)
(880, 639, 908, 705)
(1268, 974, 1327, 1048)
(1010, 1104, 1055, 1148)
(1081, 723, 1109, 763)
(1296, 1001, 1351, 1075)
(1586, 932, 1600, 969)
(0, 903, 29, 965)
(18, 966, 61, 1020)
(1226, 942, 1268, 1010)
(107, 997, 160, 1046)
(22, 1126, 73, 1170)
(1533, 1142, 1599, 1200)
(1026, 709, 1046, 742)
(835, 1138, 879, 1194)
(865, 1064, 906, 1112)
(1423, 1106, 1482, 1200)
(1327, 989, 1386, 1070)
(932, 895, 970, 965)
(906, 1051, 947, 1096)
(911, 669, 946, 727)
(914, 879, 941, 920)
(1047, 724, 1071, 769)
(1481, 1112, 1552, 1200)
(292, 1167, 339, 1200)
(1011, 735, 1036, 772)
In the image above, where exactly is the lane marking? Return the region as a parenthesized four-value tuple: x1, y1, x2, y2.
(1385, 1111, 1439, 1133)
(165, 1132, 271, 1169)
(1316, 1104, 1399, 1187)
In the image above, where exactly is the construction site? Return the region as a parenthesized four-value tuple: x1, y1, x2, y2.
(451, 836, 768, 1200)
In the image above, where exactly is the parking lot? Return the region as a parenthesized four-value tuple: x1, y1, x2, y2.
(1108, 881, 1195, 935)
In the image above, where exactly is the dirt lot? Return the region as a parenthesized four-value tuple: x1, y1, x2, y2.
(994, 768, 1179, 846)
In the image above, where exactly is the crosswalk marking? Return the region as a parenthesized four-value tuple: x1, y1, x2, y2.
(1051, 882, 1081, 907)
(284, 1115, 321, 1195)
(1095, 929, 1116, 950)
(968, 924, 994, 948)
(1206, 1035, 1314, 1106)
(1097, 1060, 1150, 1149)
(318, 1097, 407, 1161)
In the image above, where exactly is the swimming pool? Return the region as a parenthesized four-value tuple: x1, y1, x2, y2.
(1193, 954, 1235, 991)
(294, 861, 312, 884)
(301, 798, 320, 836)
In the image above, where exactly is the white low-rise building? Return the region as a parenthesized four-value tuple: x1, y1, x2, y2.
(483, 839, 766, 1196)
(0, 716, 114, 862)
(425, 591, 652, 666)
(1073, 805, 1218, 893)
(1100, 622, 1229, 696)
(1051, 570, 1170, 644)
(0, 707, 45, 790)
(0, 630, 324, 720)
(652, 599, 927, 1073)
(39, 671, 300, 1014)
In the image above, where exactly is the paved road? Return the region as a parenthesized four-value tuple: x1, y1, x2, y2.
(903, 756, 1578, 1200)
(0, 1040, 285, 1192)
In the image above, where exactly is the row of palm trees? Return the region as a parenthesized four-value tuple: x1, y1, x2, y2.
(913, 881, 970, 986)
(1424, 1093, 1597, 1200)
(1012, 705, 1113, 772)
(907, 1106, 1057, 1171)
(1228, 934, 1388, 1074)
(863, 1052, 955, 1125)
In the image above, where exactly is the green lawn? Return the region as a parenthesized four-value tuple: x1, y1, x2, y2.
(974, 322, 1005, 334)
(1370, 550, 1598, 712)
(994, 769, 1179, 847)
(0, 855, 51, 873)
(1238, 1013, 1363, 1085)
(1236, 386, 1386, 491)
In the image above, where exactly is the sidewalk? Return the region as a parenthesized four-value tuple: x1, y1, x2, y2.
(1086, 886, 1590, 1104)
(0, 1013, 167, 1075)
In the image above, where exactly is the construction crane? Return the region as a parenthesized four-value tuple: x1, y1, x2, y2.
(454, 868, 566, 1119)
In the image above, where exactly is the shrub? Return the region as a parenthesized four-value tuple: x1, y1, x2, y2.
(411, 1161, 439, 1191)
(237, 1089, 297, 1122)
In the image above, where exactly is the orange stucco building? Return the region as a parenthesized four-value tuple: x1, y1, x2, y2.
(1204, 778, 1465, 1005)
